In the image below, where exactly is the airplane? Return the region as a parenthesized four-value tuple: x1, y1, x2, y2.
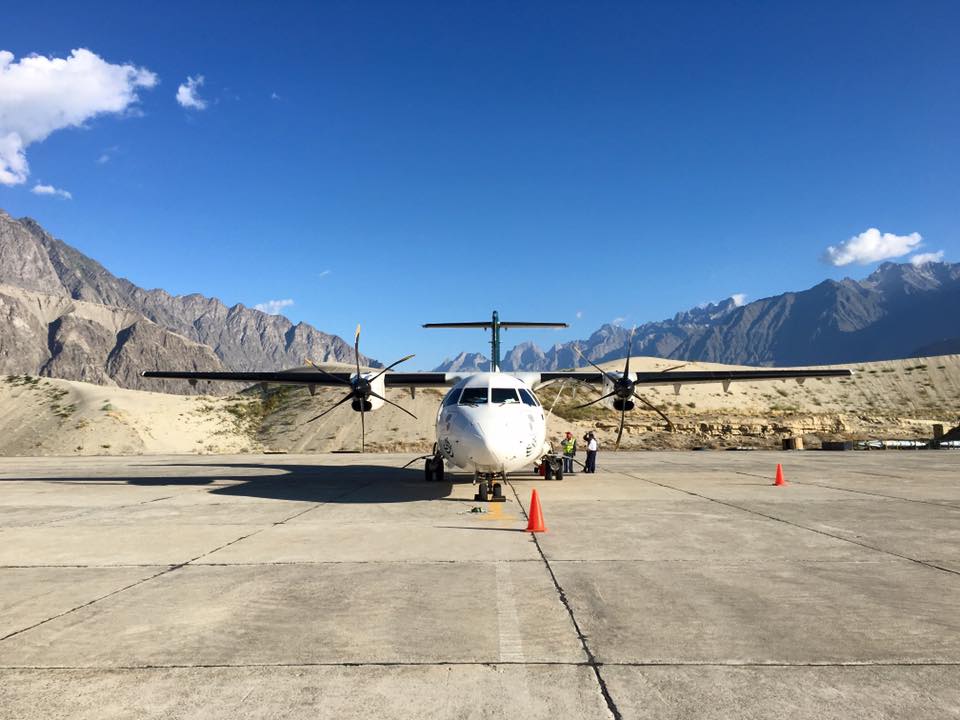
(143, 310, 852, 502)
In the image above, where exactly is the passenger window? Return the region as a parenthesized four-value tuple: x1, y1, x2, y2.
(458, 387, 489, 405)
(518, 389, 539, 406)
(491, 388, 520, 404)
(443, 389, 462, 407)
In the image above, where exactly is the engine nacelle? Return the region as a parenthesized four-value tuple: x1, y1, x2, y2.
(350, 371, 386, 412)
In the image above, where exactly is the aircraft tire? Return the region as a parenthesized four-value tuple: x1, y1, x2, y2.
(544, 463, 554, 481)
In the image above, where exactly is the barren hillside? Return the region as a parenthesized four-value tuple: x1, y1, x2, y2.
(1, 354, 957, 457)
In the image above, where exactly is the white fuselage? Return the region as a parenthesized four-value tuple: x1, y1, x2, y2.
(435, 373, 547, 475)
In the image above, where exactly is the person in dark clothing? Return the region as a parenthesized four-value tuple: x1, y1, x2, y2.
(583, 431, 598, 473)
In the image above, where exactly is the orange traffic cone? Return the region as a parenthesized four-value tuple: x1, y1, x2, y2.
(526, 489, 547, 532)
(773, 463, 787, 486)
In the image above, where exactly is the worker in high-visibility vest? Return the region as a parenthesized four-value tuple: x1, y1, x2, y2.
(561, 431, 577, 474)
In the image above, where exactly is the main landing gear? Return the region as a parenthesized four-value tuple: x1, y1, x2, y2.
(424, 455, 445, 483)
(474, 472, 506, 503)
(539, 455, 564, 481)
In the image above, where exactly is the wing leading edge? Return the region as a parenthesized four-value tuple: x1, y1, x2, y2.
(141, 370, 456, 387)
(531, 367, 852, 387)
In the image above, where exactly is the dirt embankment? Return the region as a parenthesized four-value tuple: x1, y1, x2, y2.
(1, 353, 957, 456)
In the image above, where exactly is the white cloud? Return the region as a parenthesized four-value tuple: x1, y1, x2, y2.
(317, 269, 331, 278)
(97, 153, 110, 164)
(575, 310, 583, 319)
(612, 316, 626, 326)
(270, 92, 280, 100)
(0, 48, 156, 186)
(176, 75, 206, 110)
(31, 183, 72, 199)
(823, 228, 922, 266)
(730, 293, 747, 306)
(254, 299, 294, 315)
(910, 251, 944, 266)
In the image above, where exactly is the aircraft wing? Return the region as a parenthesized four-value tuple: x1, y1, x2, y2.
(528, 367, 852, 388)
(141, 370, 459, 387)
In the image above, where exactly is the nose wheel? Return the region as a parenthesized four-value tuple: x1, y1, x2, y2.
(474, 474, 506, 502)
(424, 455, 445, 482)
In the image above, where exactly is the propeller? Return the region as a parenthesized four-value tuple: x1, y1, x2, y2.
(304, 324, 417, 452)
(572, 328, 675, 448)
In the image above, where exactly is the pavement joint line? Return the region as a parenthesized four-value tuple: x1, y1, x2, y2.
(507, 479, 623, 720)
(5, 493, 176, 529)
(6, 660, 960, 671)
(732, 470, 960, 509)
(0, 558, 899, 569)
(620, 471, 960, 579)
(0, 477, 380, 644)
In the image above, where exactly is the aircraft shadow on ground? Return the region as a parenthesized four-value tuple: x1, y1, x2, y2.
(1, 463, 469, 504)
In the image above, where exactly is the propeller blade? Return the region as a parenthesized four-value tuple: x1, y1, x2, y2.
(572, 345, 618, 383)
(354, 324, 362, 378)
(305, 390, 354, 423)
(623, 327, 636, 379)
(631, 391, 675, 431)
(615, 406, 627, 450)
(360, 401, 365, 452)
(573, 390, 617, 410)
(305, 359, 352, 386)
(369, 353, 415, 383)
(658, 363, 688, 374)
(369, 390, 418, 419)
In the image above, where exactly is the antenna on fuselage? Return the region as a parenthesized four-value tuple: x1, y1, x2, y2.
(423, 310, 568, 371)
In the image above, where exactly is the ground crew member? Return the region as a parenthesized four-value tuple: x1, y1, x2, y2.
(584, 431, 598, 473)
(561, 431, 577, 473)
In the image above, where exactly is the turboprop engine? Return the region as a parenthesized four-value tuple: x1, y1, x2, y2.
(350, 371, 387, 412)
(601, 372, 635, 412)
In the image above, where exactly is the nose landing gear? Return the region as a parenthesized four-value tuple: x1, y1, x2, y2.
(424, 455, 445, 483)
(474, 472, 506, 502)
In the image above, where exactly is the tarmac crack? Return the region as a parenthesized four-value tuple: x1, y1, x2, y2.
(507, 479, 623, 720)
(620, 472, 960, 579)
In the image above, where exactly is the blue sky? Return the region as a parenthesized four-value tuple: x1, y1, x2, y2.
(2, 1, 958, 368)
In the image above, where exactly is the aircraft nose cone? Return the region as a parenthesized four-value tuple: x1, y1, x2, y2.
(462, 417, 501, 469)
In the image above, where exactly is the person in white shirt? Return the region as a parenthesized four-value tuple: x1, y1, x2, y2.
(584, 432, 598, 473)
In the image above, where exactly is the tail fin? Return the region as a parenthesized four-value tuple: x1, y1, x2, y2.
(423, 311, 567, 370)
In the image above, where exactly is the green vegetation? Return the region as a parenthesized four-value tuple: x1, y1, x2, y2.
(5, 374, 42, 387)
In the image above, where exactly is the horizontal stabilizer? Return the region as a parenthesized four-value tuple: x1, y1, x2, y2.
(423, 321, 568, 329)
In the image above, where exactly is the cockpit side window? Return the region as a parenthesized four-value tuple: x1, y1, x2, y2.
(458, 387, 489, 405)
(443, 389, 462, 407)
(518, 389, 540, 407)
(491, 388, 520, 404)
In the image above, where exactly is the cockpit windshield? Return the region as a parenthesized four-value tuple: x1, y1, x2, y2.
(458, 387, 489, 405)
(518, 389, 540, 406)
(491, 388, 520, 404)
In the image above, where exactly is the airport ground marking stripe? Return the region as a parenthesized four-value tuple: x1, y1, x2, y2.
(620, 472, 960, 580)
(495, 562, 526, 662)
(0, 477, 381, 644)
(507, 480, 623, 720)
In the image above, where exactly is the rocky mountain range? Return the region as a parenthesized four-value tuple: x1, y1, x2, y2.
(0, 210, 375, 392)
(435, 262, 960, 371)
